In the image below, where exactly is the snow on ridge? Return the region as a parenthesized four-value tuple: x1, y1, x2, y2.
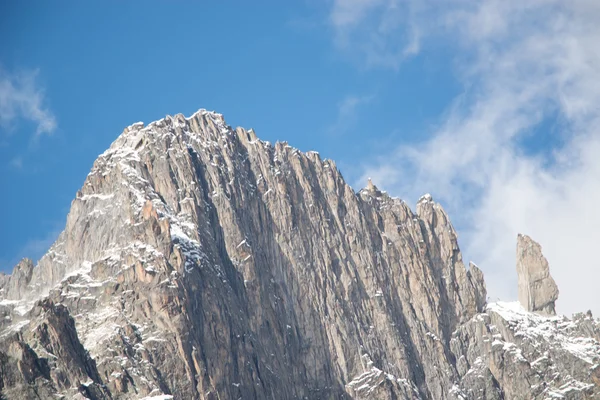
(123, 109, 224, 137)
(450, 384, 468, 400)
(79, 193, 115, 201)
(0, 319, 30, 339)
(126, 121, 144, 131)
(345, 354, 421, 397)
(1, 299, 34, 317)
(487, 301, 600, 365)
(95, 108, 232, 176)
(123, 108, 221, 132)
(170, 223, 198, 246)
(77, 306, 121, 355)
(346, 365, 421, 398)
(62, 260, 93, 281)
(417, 193, 433, 203)
(0, 299, 20, 306)
(545, 378, 595, 398)
(170, 223, 210, 274)
(346, 365, 387, 394)
(187, 108, 223, 121)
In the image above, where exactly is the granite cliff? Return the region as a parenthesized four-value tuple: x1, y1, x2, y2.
(516, 234, 559, 316)
(0, 110, 598, 399)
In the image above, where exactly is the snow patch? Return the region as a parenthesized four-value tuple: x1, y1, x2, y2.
(79, 193, 115, 201)
(0, 319, 30, 338)
(488, 302, 600, 365)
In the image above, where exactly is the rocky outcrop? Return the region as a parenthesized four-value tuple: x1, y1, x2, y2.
(450, 302, 599, 399)
(0, 299, 108, 399)
(0, 258, 34, 300)
(0, 110, 597, 399)
(516, 234, 559, 315)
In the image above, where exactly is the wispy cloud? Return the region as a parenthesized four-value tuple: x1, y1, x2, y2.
(0, 67, 57, 139)
(344, 0, 600, 315)
(0, 227, 61, 273)
(9, 156, 23, 169)
(329, 0, 422, 69)
(327, 94, 374, 135)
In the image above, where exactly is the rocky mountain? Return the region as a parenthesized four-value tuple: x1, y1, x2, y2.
(0, 110, 598, 399)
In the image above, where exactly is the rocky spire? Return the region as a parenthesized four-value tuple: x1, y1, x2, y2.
(365, 177, 381, 196)
(516, 234, 559, 315)
(1, 258, 34, 300)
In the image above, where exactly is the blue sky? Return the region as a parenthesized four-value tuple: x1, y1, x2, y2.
(1, 1, 599, 316)
(0, 1, 457, 266)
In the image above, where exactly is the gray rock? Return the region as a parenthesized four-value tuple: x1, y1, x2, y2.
(516, 234, 559, 315)
(0, 110, 597, 399)
(0, 258, 34, 300)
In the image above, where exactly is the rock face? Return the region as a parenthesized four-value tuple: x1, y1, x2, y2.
(0, 110, 598, 399)
(516, 234, 559, 315)
(1, 258, 34, 300)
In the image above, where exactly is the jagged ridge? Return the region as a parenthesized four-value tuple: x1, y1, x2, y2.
(0, 109, 598, 399)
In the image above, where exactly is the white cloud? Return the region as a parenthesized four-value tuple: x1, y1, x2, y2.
(342, 0, 600, 316)
(0, 67, 57, 138)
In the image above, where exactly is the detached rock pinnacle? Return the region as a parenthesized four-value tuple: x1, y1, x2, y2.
(516, 234, 559, 315)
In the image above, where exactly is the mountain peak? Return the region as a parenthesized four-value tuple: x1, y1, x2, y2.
(0, 110, 597, 399)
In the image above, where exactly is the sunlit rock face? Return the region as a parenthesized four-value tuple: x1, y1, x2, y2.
(0, 110, 598, 399)
(516, 234, 559, 316)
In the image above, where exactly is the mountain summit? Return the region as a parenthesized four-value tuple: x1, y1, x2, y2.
(0, 110, 598, 399)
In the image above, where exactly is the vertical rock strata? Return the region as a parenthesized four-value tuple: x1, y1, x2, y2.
(516, 234, 559, 316)
(0, 110, 597, 399)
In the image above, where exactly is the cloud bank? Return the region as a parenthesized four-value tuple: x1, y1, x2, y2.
(330, 0, 600, 315)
